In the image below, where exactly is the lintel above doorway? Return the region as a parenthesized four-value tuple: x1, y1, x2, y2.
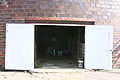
(25, 17, 95, 25)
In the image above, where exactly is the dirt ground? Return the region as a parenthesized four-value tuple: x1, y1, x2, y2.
(0, 69, 120, 80)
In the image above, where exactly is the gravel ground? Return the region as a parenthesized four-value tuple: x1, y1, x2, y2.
(0, 69, 120, 80)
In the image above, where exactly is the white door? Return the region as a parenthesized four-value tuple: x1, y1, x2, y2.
(5, 24, 34, 70)
(85, 25, 113, 69)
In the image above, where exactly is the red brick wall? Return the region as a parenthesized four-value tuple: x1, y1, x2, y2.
(0, 0, 120, 69)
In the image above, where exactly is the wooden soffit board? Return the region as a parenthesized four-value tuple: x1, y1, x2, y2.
(25, 17, 95, 25)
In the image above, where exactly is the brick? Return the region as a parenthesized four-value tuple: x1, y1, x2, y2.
(16, 5, 22, 8)
(24, 9, 30, 13)
(22, 5, 29, 8)
(31, 1, 36, 4)
(0, 0, 120, 69)
(27, 13, 32, 16)
(40, 5, 48, 9)
(91, 3, 96, 7)
(11, 20, 24, 23)
(6, 0, 10, 1)
(0, 6, 5, 9)
(7, 2, 13, 5)
(30, 9, 36, 12)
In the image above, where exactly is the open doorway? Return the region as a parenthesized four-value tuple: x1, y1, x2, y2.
(35, 25, 85, 69)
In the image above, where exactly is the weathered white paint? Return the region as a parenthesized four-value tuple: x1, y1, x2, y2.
(85, 25, 113, 69)
(5, 24, 34, 70)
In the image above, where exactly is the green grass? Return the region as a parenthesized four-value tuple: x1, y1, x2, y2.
(35, 64, 43, 68)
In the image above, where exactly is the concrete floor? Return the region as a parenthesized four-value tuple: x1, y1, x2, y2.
(1, 69, 120, 80)
(35, 56, 77, 69)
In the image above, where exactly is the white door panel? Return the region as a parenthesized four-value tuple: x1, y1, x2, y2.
(85, 26, 113, 69)
(5, 24, 34, 70)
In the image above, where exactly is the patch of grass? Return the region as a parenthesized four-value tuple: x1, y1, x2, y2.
(35, 64, 43, 68)
(28, 71, 33, 75)
(35, 59, 43, 68)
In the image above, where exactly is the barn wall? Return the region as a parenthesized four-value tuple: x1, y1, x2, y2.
(0, 0, 120, 69)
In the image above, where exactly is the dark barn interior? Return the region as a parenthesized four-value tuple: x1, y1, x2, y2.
(35, 25, 85, 68)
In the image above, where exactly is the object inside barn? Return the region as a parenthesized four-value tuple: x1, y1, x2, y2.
(35, 25, 85, 68)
